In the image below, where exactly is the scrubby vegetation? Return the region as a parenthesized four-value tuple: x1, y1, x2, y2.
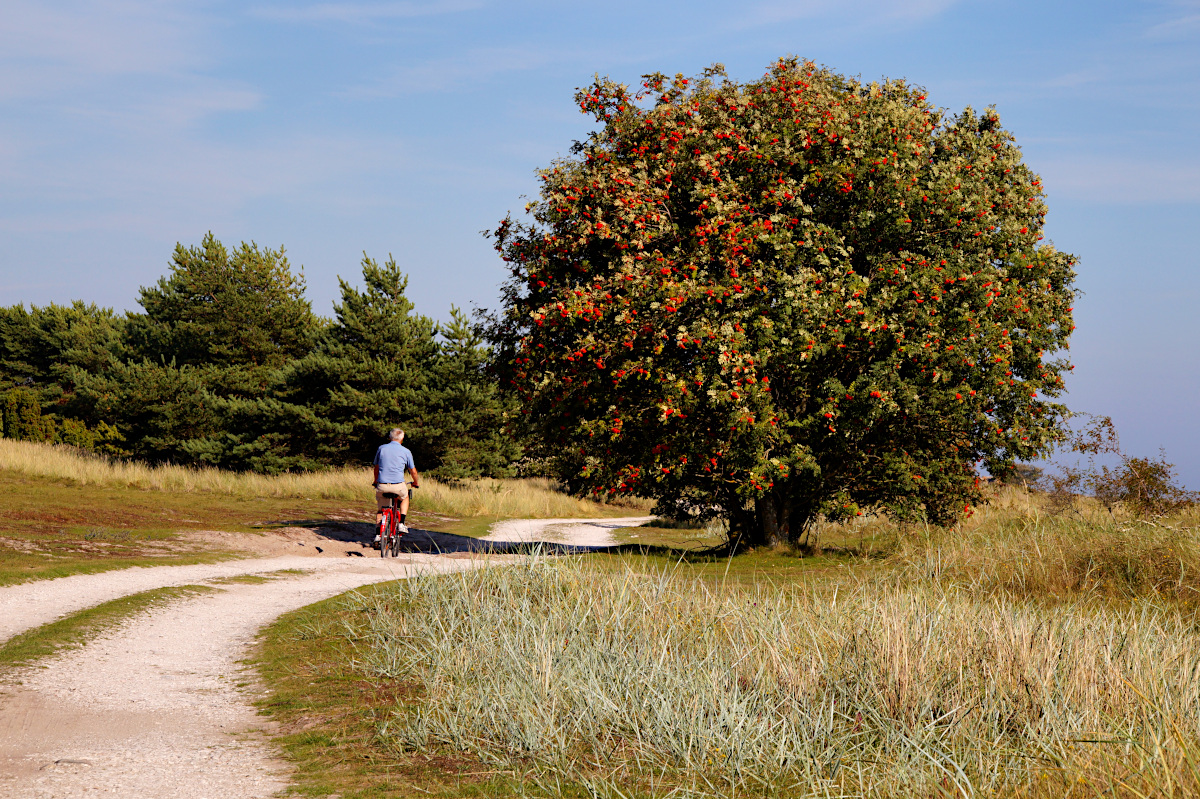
(254, 482, 1200, 799)
(887, 488, 1200, 604)
(356, 557, 1198, 798)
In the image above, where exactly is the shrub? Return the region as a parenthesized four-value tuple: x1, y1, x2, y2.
(1047, 415, 1196, 518)
(1, 387, 50, 442)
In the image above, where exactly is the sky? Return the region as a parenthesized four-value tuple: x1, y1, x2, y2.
(1, 0, 1198, 485)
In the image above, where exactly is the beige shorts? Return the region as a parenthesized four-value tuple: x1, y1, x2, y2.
(375, 482, 410, 509)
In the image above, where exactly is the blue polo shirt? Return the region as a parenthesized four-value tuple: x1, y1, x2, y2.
(374, 441, 415, 484)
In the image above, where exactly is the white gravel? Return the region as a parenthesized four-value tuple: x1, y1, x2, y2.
(0, 555, 378, 647)
(0, 516, 651, 797)
(483, 516, 654, 547)
(0, 555, 477, 798)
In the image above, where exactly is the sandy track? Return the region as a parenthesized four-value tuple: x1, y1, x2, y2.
(483, 516, 654, 547)
(0, 554, 380, 647)
(0, 516, 651, 798)
(0, 556, 474, 798)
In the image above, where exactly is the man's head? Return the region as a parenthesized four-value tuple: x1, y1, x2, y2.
(389, 428, 405, 443)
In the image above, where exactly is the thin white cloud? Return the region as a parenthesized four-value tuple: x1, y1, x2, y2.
(1042, 68, 1107, 89)
(0, 1, 262, 135)
(0, 131, 410, 235)
(0, 0, 206, 95)
(48, 81, 264, 135)
(1144, 11, 1200, 39)
(1143, 0, 1200, 39)
(251, 0, 482, 23)
(738, 0, 830, 26)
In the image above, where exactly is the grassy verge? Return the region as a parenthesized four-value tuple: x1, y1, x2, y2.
(252, 489, 1200, 798)
(207, 569, 306, 585)
(0, 439, 650, 585)
(0, 550, 233, 588)
(251, 583, 528, 798)
(830, 485, 1200, 605)
(0, 469, 331, 586)
(350, 556, 1200, 798)
(0, 438, 650, 517)
(0, 584, 216, 674)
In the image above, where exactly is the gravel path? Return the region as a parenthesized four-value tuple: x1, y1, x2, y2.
(482, 516, 654, 547)
(0, 516, 651, 797)
(0, 555, 382, 647)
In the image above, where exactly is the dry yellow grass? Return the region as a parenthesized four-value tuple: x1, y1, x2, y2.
(882, 485, 1200, 603)
(0, 438, 644, 519)
(363, 556, 1200, 797)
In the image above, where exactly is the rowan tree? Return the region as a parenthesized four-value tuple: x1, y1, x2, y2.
(491, 59, 1078, 546)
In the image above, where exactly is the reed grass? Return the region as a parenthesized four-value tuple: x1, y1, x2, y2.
(0, 438, 644, 519)
(881, 485, 1200, 604)
(357, 556, 1200, 798)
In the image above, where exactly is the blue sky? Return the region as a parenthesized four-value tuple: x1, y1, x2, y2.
(2, 0, 1198, 484)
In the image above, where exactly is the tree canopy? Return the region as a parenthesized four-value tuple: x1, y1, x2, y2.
(2, 235, 514, 479)
(491, 58, 1078, 546)
(129, 233, 317, 370)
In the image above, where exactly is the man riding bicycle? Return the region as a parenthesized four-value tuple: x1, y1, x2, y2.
(373, 427, 421, 545)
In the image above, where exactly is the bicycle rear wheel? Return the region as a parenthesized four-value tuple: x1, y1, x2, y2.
(389, 514, 403, 557)
(379, 509, 393, 558)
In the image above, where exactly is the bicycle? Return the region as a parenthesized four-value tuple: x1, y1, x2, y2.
(377, 486, 411, 558)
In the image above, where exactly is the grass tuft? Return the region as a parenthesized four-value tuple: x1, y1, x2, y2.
(355, 555, 1200, 798)
(251, 582, 525, 798)
(878, 486, 1200, 604)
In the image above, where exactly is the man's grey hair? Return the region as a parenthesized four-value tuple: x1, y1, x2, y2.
(389, 428, 405, 442)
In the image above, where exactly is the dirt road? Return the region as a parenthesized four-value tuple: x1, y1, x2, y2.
(0, 517, 650, 798)
(482, 516, 654, 547)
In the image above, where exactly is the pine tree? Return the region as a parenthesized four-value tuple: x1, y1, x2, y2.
(424, 306, 521, 479)
(72, 233, 319, 466)
(265, 254, 440, 468)
(1, 387, 51, 442)
(0, 301, 124, 392)
(127, 232, 316, 373)
(0, 302, 125, 448)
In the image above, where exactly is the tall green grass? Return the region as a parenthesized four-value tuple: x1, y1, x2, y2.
(0, 438, 646, 519)
(355, 556, 1200, 798)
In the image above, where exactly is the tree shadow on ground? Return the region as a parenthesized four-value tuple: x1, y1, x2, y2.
(259, 517, 718, 559)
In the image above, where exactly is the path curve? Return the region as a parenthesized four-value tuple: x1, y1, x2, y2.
(0, 515, 650, 798)
(482, 516, 654, 547)
(0, 555, 386, 647)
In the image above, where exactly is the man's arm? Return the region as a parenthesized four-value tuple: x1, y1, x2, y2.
(409, 467, 420, 488)
(373, 464, 380, 485)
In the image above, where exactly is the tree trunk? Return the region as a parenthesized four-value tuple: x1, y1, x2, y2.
(734, 486, 817, 551)
(754, 492, 791, 548)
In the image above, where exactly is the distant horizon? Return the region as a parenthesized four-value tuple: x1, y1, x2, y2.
(2, 0, 1197, 485)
